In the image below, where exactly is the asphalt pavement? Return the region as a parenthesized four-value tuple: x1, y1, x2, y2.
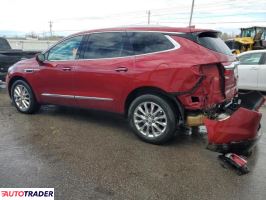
(0, 82, 266, 200)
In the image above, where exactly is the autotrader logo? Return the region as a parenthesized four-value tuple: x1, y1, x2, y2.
(0, 188, 54, 199)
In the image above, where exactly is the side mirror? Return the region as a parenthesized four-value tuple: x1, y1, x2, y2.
(36, 53, 45, 63)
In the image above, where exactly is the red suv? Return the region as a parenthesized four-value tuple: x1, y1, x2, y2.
(6, 27, 264, 154)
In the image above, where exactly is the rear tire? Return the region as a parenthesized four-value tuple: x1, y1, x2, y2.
(11, 80, 40, 114)
(128, 94, 177, 144)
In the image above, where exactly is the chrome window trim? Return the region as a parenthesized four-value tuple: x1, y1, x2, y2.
(47, 54, 136, 62)
(45, 31, 181, 62)
(135, 34, 180, 57)
(41, 93, 113, 101)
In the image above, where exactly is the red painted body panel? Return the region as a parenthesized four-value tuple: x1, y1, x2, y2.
(204, 108, 262, 144)
(35, 61, 77, 106)
(73, 56, 135, 112)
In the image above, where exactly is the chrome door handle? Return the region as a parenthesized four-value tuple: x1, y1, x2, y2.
(250, 67, 258, 70)
(62, 67, 72, 71)
(115, 67, 128, 72)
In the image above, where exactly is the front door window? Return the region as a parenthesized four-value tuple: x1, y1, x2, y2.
(47, 36, 83, 61)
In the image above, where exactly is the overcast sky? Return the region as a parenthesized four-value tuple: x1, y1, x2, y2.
(0, 0, 265, 36)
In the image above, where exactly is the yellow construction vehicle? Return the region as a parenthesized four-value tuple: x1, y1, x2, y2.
(225, 26, 266, 54)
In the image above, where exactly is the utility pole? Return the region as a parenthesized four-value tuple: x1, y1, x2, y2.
(189, 0, 195, 27)
(147, 10, 151, 25)
(49, 21, 53, 37)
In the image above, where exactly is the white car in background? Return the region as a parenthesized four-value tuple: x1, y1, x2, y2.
(237, 50, 266, 92)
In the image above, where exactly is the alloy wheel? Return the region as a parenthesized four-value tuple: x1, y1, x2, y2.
(13, 84, 31, 111)
(133, 101, 167, 138)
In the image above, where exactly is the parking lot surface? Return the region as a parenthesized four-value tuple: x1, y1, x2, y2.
(0, 83, 266, 200)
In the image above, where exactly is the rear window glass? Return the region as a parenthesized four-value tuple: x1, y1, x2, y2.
(0, 38, 11, 50)
(197, 32, 232, 55)
(128, 32, 174, 55)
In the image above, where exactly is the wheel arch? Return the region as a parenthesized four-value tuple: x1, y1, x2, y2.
(8, 76, 33, 97)
(124, 86, 184, 123)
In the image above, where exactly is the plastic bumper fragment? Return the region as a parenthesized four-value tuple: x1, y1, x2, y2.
(204, 91, 264, 154)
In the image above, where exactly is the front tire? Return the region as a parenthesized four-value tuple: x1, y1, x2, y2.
(128, 94, 177, 144)
(11, 80, 40, 114)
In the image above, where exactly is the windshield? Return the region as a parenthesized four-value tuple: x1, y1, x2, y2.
(241, 28, 256, 37)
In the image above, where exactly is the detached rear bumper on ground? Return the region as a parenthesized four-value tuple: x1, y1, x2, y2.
(204, 91, 265, 154)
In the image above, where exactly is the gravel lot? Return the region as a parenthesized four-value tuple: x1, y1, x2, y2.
(0, 82, 266, 200)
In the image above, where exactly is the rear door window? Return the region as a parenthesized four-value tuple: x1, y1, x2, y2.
(82, 32, 132, 59)
(127, 32, 175, 55)
(197, 32, 232, 55)
(238, 53, 263, 65)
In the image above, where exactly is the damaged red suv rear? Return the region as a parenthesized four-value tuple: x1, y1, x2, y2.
(6, 26, 264, 154)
